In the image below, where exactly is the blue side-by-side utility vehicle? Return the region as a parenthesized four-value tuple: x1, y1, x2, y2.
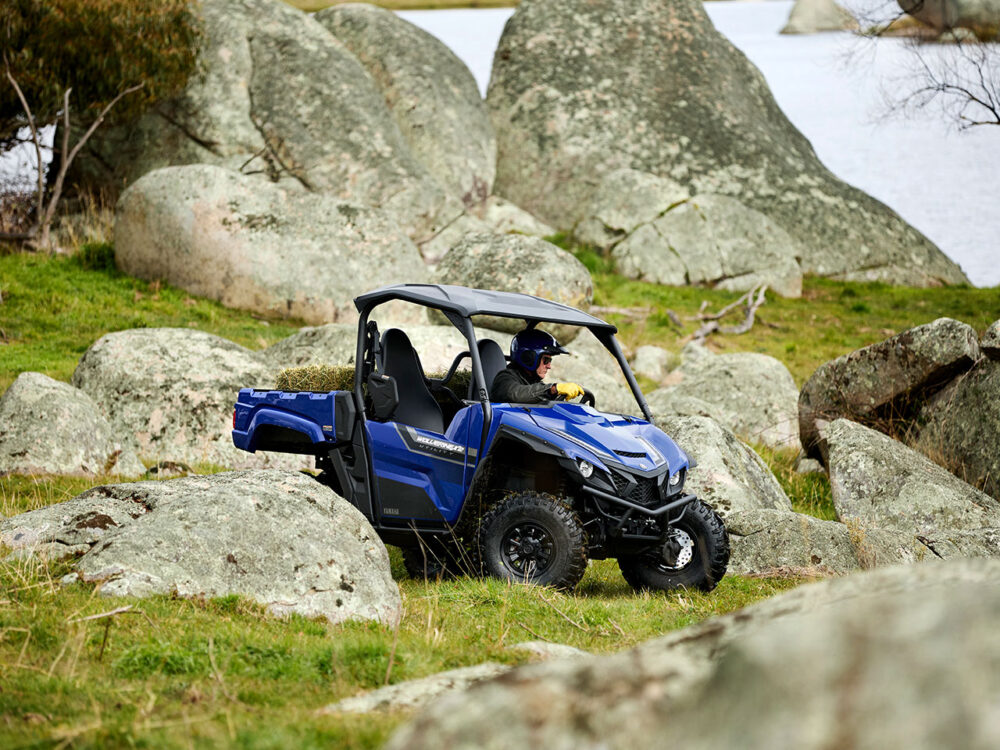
(232, 284, 728, 592)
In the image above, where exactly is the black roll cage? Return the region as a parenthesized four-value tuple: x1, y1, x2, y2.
(351, 283, 655, 460)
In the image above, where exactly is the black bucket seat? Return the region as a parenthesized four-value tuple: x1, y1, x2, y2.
(380, 328, 444, 434)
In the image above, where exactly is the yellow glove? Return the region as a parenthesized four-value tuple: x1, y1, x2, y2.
(555, 382, 585, 400)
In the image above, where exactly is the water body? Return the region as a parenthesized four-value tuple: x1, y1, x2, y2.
(400, 1, 1000, 288)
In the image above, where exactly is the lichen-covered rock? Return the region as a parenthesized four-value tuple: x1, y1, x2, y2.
(77, 0, 460, 243)
(4, 470, 400, 625)
(315, 3, 495, 208)
(650, 350, 800, 450)
(821, 418, 1000, 535)
(898, 0, 1000, 33)
(320, 663, 509, 714)
(435, 233, 593, 337)
(115, 165, 428, 325)
(487, 0, 967, 287)
(913, 357, 1000, 501)
(652, 416, 792, 520)
(71, 328, 301, 469)
(726, 508, 858, 575)
(982, 319, 1000, 360)
(0, 372, 144, 478)
(386, 559, 1000, 750)
(574, 169, 690, 249)
(611, 194, 804, 298)
(781, 0, 858, 34)
(261, 324, 358, 372)
(799, 318, 981, 457)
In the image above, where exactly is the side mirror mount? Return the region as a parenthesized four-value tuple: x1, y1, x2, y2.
(367, 373, 398, 421)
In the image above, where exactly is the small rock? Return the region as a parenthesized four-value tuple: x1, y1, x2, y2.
(509, 641, 591, 661)
(320, 663, 509, 714)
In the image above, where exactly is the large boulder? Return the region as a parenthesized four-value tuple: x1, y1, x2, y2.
(435, 233, 594, 337)
(70, 328, 302, 469)
(821, 418, 1000, 536)
(912, 357, 1000, 501)
(315, 3, 495, 208)
(0, 372, 145, 478)
(799, 318, 981, 457)
(2, 471, 401, 625)
(652, 416, 792, 520)
(781, 0, 859, 34)
(649, 348, 801, 450)
(898, 0, 1000, 33)
(115, 165, 428, 326)
(387, 559, 1000, 749)
(76, 0, 461, 243)
(610, 192, 804, 298)
(487, 0, 968, 287)
(726, 508, 859, 575)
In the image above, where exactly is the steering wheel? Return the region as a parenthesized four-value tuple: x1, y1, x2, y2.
(555, 388, 597, 408)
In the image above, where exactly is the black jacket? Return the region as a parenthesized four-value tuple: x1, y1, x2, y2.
(491, 364, 553, 404)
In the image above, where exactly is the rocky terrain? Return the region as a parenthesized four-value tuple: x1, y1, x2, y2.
(67, 0, 967, 330)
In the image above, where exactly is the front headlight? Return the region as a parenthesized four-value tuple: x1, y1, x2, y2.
(578, 459, 594, 478)
(667, 469, 684, 494)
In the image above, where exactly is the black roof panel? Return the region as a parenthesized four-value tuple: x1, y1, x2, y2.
(354, 284, 616, 332)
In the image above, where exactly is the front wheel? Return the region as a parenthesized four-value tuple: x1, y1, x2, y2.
(618, 499, 729, 593)
(477, 492, 588, 590)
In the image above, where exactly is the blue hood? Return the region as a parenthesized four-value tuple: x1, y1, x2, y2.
(491, 403, 689, 476)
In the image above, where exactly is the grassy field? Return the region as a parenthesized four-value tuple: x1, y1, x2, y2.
(1, 474, 803, 748)
(1, 236, 998, 747)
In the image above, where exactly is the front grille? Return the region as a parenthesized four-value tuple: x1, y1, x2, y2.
(614, 449, 648, 459)
(611, 472, 659, 507)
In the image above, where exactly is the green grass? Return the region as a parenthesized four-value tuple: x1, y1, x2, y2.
(0, 245, 303, 392)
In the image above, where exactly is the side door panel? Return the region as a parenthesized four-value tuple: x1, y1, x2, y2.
(365, 417, 473, 524)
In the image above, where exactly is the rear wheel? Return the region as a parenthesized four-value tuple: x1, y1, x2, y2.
(477, 492, 587, 590)
(401, 538, 464, 581)
(618, 499, 729, 593)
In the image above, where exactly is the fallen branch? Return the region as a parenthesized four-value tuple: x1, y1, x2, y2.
(720, 284, 768, 335)
(692, 284, 769, 343)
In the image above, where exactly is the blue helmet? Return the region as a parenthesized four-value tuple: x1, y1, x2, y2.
(511, 328, 568, 371)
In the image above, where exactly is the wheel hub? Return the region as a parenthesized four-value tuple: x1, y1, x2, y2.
(660, 528, 695, 570)
(501, 523, 554, 576)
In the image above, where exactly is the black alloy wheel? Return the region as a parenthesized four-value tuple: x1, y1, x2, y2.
(477, 491, 587, 590)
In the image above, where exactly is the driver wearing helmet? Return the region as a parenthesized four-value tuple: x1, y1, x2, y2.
(491, 328, 586, 404)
